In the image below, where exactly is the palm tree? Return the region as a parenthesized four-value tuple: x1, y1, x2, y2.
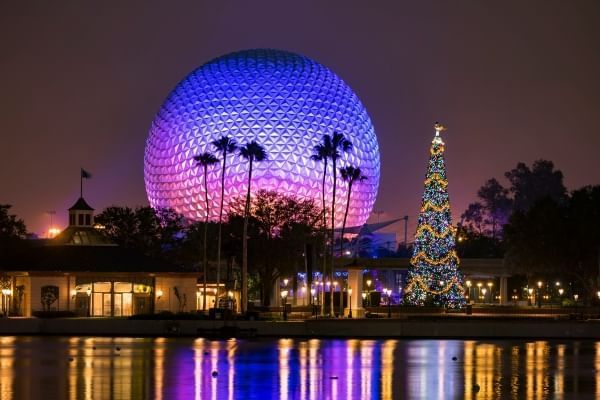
(194, 151, 219, 312)
(329, 132, 352, 314)
(311, 134, 333, 315)
(239, 141, 267, 314)
(339, 166, 367, 258)
(211, 136, 238, 302)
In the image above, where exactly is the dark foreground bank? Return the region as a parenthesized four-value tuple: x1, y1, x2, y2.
(1, 315, 599, 339)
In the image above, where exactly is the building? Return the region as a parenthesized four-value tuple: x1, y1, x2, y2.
(0, 197, 220, 317)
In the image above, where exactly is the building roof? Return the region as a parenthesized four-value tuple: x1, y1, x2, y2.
(68, 197, 94, 211)
(336, 218, 404, 235)
(51, 226, 114, 246)
(0, 242, 178, 273)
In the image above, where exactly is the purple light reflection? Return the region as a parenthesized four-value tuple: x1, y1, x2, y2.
(2, 337, 598, 399)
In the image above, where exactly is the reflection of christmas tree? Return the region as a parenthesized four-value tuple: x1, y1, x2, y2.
(404, 123, 466, 308)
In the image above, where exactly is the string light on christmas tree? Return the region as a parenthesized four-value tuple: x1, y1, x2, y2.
(404, 122, 466, 308)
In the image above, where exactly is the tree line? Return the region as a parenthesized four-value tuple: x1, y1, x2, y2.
(458, 159, 600, 303)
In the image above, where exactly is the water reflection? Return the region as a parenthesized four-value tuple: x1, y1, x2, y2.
(0, 336, 599, 399)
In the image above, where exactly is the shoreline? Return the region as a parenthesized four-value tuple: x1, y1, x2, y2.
(1, 316, 599, 339)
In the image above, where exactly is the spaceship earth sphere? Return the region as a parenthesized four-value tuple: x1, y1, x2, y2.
(144, 49, 380, 227)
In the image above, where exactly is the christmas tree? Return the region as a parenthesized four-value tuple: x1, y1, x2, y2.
(404, 123, 466, 308)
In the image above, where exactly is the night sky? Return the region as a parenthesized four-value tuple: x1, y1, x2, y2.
(1, 1, 599, 237)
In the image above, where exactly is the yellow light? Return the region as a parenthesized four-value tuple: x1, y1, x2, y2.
(156, 289, 163, 298)
(366, 279, 372, 288)
(48, 227, 61, 238)
(537, 281, 542, 288)
(466, 280, 472, 287)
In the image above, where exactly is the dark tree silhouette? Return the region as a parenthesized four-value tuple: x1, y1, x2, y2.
(239, 140, 267, 313)
(0, 204, 27, 241)
(194, 151, 219, 311)
(505, 159, 567, 212)
(339, 166, 366, 257)
(327, 132, 352, 312)
(228, 190, 322, 306)
(211, 136, 238, 299)
(95, 206, 186, 259)
(311, 134, 333, 314)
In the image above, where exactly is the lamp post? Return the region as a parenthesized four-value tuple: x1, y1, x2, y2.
(477, 282, 482, 304)
(558, 288, 564, 308)
(574, 294, 579, 316)
(528, 288, 533, 306)
(385, 289, 392, 318)
(310, 287, 316, 318)
(325, 281, 331, 316)
(482, 288, 487, 304)
(487, 282, 494, 304)
(348, 288, 353, 318)
(366, 279, 372, 306)
(318, 281, 324, 317)
(281, 290, 288, 321)
(362, 292, 367, 308)
(86, 287, 92, 317)
(466, 280, 472, 303)
(537, 281, 543, 308)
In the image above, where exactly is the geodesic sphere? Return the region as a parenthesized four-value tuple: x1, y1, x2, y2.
(144, 49, 380, 227)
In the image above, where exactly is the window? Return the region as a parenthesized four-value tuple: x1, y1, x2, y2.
(41, 285, 59, 311)
(85, 214, 91, 225)
(78, 214, 84, 225)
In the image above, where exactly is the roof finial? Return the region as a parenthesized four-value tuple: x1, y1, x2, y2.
(432, 122, 446, 145)
(434, 122, 446, 137)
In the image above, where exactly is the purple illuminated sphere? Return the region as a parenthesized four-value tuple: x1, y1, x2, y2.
(144, 49, 380, 227)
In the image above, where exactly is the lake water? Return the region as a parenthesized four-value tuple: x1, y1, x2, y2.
(0, 336, 599, 399)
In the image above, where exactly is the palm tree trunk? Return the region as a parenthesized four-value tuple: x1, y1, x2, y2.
(216, 152, 228, 303)
(320, 161, 327, 316)
(340, 182, 353, 259)
(242, 158, 253, 315)
(330, 158, 337, 315)
(202, 166, 209, 312)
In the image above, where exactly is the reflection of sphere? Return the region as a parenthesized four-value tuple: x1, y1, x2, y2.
(144, 49, 380, 227)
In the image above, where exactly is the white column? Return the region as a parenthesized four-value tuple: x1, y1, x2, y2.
(346, 269, 365, 317)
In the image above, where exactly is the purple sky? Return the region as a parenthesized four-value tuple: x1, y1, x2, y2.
(1, 1, 599, 238)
